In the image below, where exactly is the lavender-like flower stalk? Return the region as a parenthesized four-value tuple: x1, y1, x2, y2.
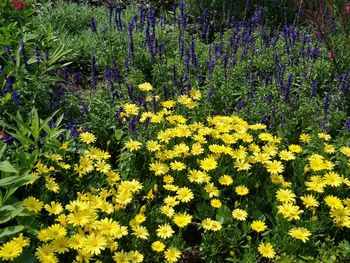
(19, 41, 29, 71)
(90, 17, 97, 34)
(310, 80, 318, 99)
(128, 21, 135, 63)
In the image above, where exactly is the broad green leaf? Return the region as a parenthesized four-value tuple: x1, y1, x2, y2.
(0, 161, 17, 173)
(46, 129, 65, 141)
(0, 174, 38, 188)
(0, 202, 25, 224)
(54, 114, 64, 127)
(0, 225, 24, 240)
(9, 112, 31, 135)
(38, 109, 59, 133)
(7, 131, 35, 147)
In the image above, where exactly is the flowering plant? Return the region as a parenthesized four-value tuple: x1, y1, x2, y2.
(11, 0, 26, 10)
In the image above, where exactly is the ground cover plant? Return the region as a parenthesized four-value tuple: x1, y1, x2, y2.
(0, 0, 350, 262)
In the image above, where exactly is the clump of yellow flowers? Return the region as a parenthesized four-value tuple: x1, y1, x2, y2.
(1, 82, 349, 262)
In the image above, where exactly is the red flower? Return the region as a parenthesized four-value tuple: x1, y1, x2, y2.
(328, 48, 335, 61)
(343, 5, 350, 12)
(12, 0, 26, 10)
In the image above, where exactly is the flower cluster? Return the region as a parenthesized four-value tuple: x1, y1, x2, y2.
(1, 83, 349, 262)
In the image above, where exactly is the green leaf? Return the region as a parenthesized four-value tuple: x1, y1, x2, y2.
(0, 174, 38, 188)
(114, 129, 124, 141)
(54, 114, 64, 127)
(0, 202, 25, 224)
(0, 225, 24, 240)
(0, 161, 18, 173)
(13, 249, 38, 263)
(8, 112, 31, 135)
(216, 205, 233, 224)
(31, 109, 40, 141)
(7, 131, 35, 148)
(0, 143, 6, 159)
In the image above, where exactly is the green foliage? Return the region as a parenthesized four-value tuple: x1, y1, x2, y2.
(0, 109, 65, 151)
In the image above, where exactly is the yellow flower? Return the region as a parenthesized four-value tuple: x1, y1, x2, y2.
(259, 132, 274, 142)
(35, 244, 57, 263)
(0, 240, 23, 261)
(318, 132, 331, 141)
(261, 144, 276, 156)
(127, 251, 144, 263)
(12, 234, 30, 249)
(339, 146, 350, 157)
(68, 233, 85, 250)
(191, 143, 204, 155)
(251, 220, 267, 232)
(300, 133, 311, 143)
(160, 205, 175, 218)
(113, 251, 129, 262)
(265, 160, 284, 174)
(156, 223, 174, 239)
(176, 187, 194, 203)
(152, 241, 166, 252)
(210, 199, 222, 208)
(258, 242, 276, 259)
(204, 183, 220, 197)
(324, 195, 343, 209)
(44, 201, 63, 215)
(60, 142, 69, 150)
(96, 218, 122, 237)
(235, 185, 249, 196)
(232, 208, 248, 221)
(125, 139, 142, 151)
(45, 176, 60, 193)
(324, 144, 336, 154)
(288, 144, 302, 153)
(323, 172, 342, 187)
(95, 160, 111, 173)
(173, 212, 192, 228)
(277, 203, 303, 221)
(123, 103, 139, 116)
(190, 89, 202, 100)
(52, 237, 69, 254)
(308, 154, 326, 171)
(279, 150, 295, 161)
(170, 161, 186, 171)
(23, 196, 43, 213)
(164, 247, 181, 263)
(200, 157, 218, 171)
(234, 159, 251, 171)
(329, 207, 350, 227)
(138, 82, 153, 91)
(149, 161, 169, 176)
(146, 140, 161, 152)
(305, 175, 325, 193)
(300, 194, 319, 208)
(202, 218, 222, 231)
(163, 175, 174, 184)
(218, 175, 233, 186)
(132, 225, 149, 239)
(288, 227, 311, 243)
(249, 123, 266, 130)
(79, 132, 96, 144)
(276, 188, 296, 203)
(162, 100, 176, 108)
(47, 224, 67, 240)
